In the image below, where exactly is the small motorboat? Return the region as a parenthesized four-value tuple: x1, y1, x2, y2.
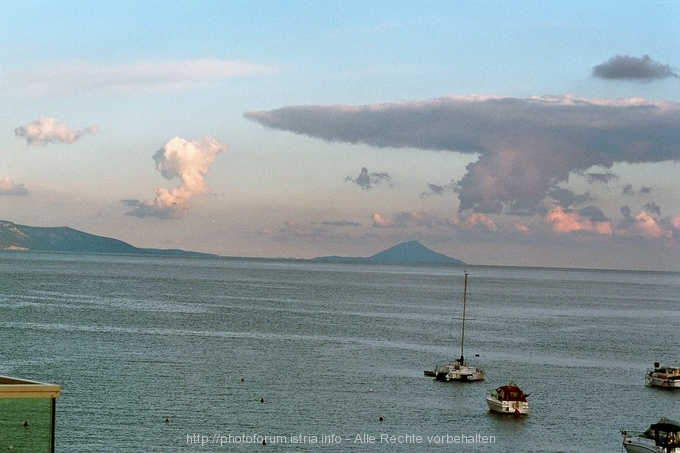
(646, 363, 680, 389)
(622, 418, 680, 453)
(486, 381, 529, 415)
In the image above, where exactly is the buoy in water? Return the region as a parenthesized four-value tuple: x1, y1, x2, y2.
(379, 416, 384, 422)
(260, 397, 264, 403)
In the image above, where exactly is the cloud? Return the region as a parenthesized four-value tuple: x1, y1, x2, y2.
(0, 177, 28, 196)
(15, 117, 98, 146)
(420, 181, 457, 198)
(3, 59, 277, 97)
(344, 167, 391, 189)
(125, 136, 227, 219)
(627, 211, 670, 238)
(623, 184, 653, 196)
(642, 201, 662, 217)
(547, 187, 594, 208)
(545, 205, 613, 235)
(120, 199, 142, 207)
(370, 210, 497, 233)
(426, 183, 445, 195)
(449, 212, 497, 230)
(245, 95, 680, 215)
(592, 55, 679, 80)
(578, 206, 609, 222)
(372, 213, 392, 228)
(549, 203, 679, 242)
(585, 172, 618, 184)
(322, 220, 363, 227)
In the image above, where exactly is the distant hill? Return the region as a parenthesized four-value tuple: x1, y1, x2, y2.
(0, 220, 217, 258)
(313, 241, 465, 265)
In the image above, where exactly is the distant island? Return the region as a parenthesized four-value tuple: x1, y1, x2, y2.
(0, 220, 216, 258)
(313, 240, 465, 265)
(0, 220, 464, 265)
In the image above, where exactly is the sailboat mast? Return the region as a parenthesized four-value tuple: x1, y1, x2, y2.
(460, 271, 468, 363)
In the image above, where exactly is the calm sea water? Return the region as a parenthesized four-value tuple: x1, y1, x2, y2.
(1, 252, 679, 452)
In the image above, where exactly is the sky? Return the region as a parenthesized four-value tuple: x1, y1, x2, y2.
(1, 1, 679, 271)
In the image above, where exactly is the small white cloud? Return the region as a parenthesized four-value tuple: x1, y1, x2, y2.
(372, 213, 392, 228)
(0, 177, 28, 196)
(15, 117, 98, 146)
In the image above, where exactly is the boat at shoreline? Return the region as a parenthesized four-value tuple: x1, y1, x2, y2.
(424, 272, 484, 382)
(646, 363, 680, 389)
(622, 418, 680, 453)
(486, 381, 529, 415)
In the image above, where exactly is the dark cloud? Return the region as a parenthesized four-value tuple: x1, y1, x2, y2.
(547, 187, 594, 208)
(121, 199, 141, 207)
(427, 183, 445, 195)
(644, 201, 662, 217)
(578, 206, 609, 222)
(322, 220, 362, 227)
(592, 55, 679, 81)
(621, 205, 632, 221)
(245, 95, 680, 214)
(586, 172, 618, 184)
(420, 181, 457, 198)
(622, 184, 654, 195)
(344, 167, 391, 189)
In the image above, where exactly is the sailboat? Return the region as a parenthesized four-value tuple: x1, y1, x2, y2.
(425, 271, 484, 382)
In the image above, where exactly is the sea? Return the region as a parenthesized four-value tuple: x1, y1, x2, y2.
(1, 251, 679, 452)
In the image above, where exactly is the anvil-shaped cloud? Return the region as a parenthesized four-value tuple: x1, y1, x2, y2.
(245, 95, 680, 214)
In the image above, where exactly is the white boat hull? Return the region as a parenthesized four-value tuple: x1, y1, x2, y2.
(486, 395, 528, 415)
(645, 365, 680, 389)
(434, 363, 484, 382)
(646, 375, 680, 389)
(623, 435, 680, 453)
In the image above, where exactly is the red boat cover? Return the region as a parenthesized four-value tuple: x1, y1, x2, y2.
(495, 385, 528, 402)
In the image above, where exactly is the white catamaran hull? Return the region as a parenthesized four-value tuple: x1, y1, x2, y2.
(485, 395, 528, 415)
(434, 363, 484, 382)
